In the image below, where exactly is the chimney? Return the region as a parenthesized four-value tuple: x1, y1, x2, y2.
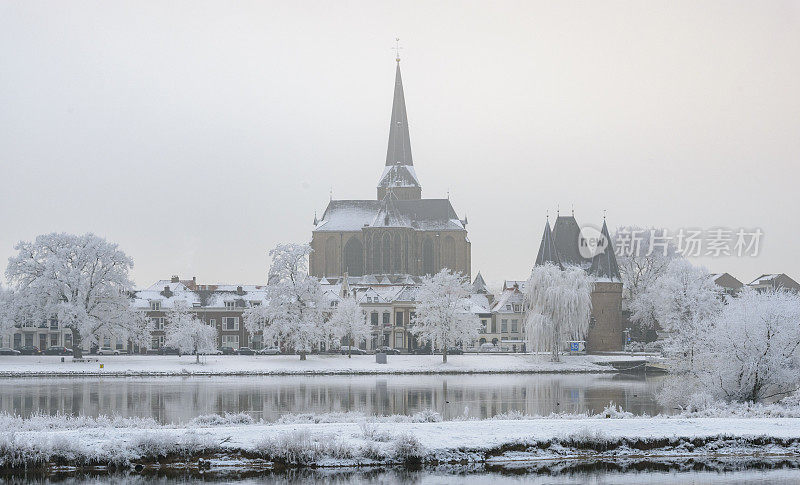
(171, 275, 180, 283)
(236, 286, 244, 295)
(161, 286, 173, 298)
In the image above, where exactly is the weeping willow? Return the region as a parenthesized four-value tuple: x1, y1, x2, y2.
(524, 263, 594, 362)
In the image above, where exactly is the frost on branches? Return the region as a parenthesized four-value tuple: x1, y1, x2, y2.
(524, 263, 593, 362)
(661, 289, 800, 408)
(410, 269, 480, 363)
(615, 226, 681, 341)
(244, 243, 325, 360)
(164, 301, 217, 363)
(4, 233, 146, 358)
(329, 294, 369, 358)
(638, 259, 721, 370)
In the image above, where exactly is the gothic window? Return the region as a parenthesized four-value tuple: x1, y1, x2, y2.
(423, 237, 434, 275)
(371, 234, 381, 274)
(443, 235, 456, 270)
(324, 237, 338, 276)
(404, 234, 410, 273)
(382, 233, 391, 273)
(393, 234, 402, 273)
(343, 237, 364, 276)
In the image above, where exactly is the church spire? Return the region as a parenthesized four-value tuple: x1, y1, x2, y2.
(385, 61, 413, 167)
(377, 52, 422, 201)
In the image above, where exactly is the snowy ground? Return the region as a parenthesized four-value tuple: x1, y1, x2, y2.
(4, 412, 800, 471)
(0, 353, 651, 377)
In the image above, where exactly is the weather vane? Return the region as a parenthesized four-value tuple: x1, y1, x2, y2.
(394, 37, 402, 62)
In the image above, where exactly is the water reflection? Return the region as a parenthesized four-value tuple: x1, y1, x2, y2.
(0, 373, 668, 423)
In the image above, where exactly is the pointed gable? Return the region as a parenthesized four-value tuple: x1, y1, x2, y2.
(535, 220, 561, 267)
(472, 272, 489, 294)
(588, 220, 621, 281)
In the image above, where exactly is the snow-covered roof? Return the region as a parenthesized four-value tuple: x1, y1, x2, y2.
(314, 199, 465, 232)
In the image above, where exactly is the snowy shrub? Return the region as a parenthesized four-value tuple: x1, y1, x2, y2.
(0, 412, 160, 432)
(358, 421, 393, 442)
(188, 412, 256, 427)
(562, 427, 611, 450)
(255, 430, 353, 465)
(359, 440, 385, 460)
(410, 409, 442, 423)
(490, 410, 526, 420)
(390, 433, 425, 463)
(599, 402, 634, 419)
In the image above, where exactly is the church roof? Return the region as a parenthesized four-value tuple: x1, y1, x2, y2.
(314, 198, 465, 232)
(385, 62, 413, 167)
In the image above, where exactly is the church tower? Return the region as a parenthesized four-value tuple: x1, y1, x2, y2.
(377, 59, 422, 201)
(310, 55, 470, 279)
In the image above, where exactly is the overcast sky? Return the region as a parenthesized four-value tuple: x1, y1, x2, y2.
(1, 1, 798, 288)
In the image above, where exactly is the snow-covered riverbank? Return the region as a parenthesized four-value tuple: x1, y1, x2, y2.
(0, 353, 652, 377)
(4, 410, 800, 472)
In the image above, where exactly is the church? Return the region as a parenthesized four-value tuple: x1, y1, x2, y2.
(310, 59, 471, 279)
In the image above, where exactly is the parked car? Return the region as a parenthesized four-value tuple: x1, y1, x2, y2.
(478, 343, 500, 352)
(412, 346, 433, 355)
(218, 346, 236, 355)
(96, 347, 121, 355)
(18, 346, 42, 355)
(375, 346, 400, 355)
(257, 347, 281, 355)
(236, 347, 255, 355)
(446, 347, 464, 355)
(0, 347, 20, 356)
(339, 346, 366, 355)
(159, 346, 181, 356)
(44, 346, 73, 356)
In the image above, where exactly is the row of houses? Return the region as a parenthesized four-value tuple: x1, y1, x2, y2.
(4, 270, 797, 354)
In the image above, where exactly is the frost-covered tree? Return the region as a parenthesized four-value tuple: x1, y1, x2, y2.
(524, 263, 594, 362)
(329, 295, 369, 358)
(696, 289, 800, 403)
(0, 285, 15, 340)
(410, 269, 480, 363)
(615, 226, 681, 340)
(5, 233, 143, 358)
(164, 301, 217, 363)
(244, 243, 325, 360)
(641, 259, 721, 369)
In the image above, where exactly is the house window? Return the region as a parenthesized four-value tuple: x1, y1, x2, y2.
(50, 334, 59, 346)
(371, 312, 379, 325)
(491, 320, 497, 333)
(409, 312, 416, 324)
(49, 318, 58, 330)
(511, 319, 518, 333)
(513, 304, 521, 312)
(366, 297, 373, 303)
(222, 335, 239, 348)
(382, 312, 390, 325)
(150, 301, 161, 311)
(223, 317, 239, 331)
(152, 317, 164, 330)
(103, 337, 111, 347)
(331, 301, 338, 308)
(209, 318, 216, 327)
(225, 301, 236, 310)
(505, 305, 511, 311)
(394, 333, 404, 348)
(501, 319, 508, 333)
(151, 336, 164, 349)
(395, 312, 404, 327)
(64, 334, 72, 348)
(479, 319, 487, 334)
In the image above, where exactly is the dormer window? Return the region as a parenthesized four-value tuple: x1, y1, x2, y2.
(225, 301, 236, 310)
(513, 304, 521, 312)
(331, 301, 338, 308)
(505, 304, 511, 311)
(150, 301, 161, 311)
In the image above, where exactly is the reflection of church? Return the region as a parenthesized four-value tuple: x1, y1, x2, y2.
(310, 59, 470, 278)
